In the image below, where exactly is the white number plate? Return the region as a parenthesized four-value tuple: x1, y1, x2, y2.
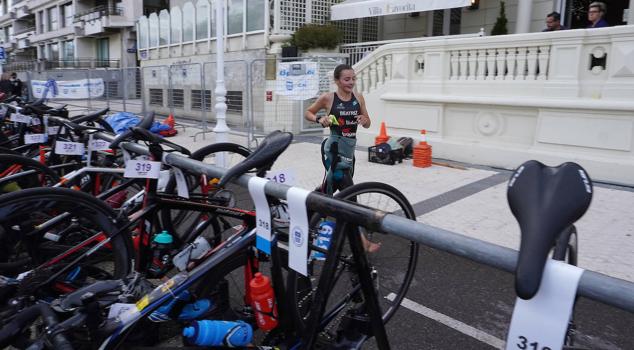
(24, 133, 47, 144)
(55, 141, 85, 155)
(10, 113, 32, 124)
(48, 126, 61, 135)
(266, 169, 296, 186)
(124, 160, 161, 179)
(89, 139, 111, 151)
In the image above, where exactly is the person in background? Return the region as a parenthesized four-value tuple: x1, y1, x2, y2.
(588, 2, 609, 28)
(543, 12, 567, 31)
(10, 73, 23, 98)
(0, 73, 13, 96)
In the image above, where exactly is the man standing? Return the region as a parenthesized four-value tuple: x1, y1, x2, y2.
(543, 12, 567, 31)
(10, 72, 23, 98)
(587, 2, 609, 28)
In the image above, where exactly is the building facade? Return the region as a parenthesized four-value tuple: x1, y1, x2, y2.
(0, 0, 145, 70)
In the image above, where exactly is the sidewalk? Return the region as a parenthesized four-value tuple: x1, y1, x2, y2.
(169, 122, 634, 283)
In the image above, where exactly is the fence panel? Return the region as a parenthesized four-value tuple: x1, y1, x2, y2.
(141, 65, 170, 117)
(26, 69, 93, 113)
(249, 56, 345, 148)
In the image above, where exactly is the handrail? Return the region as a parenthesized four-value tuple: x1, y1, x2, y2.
(92, 130, 634, 314)
(74, 5, 123, 21)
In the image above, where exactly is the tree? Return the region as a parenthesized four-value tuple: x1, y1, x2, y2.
(491, 1, 508, 35)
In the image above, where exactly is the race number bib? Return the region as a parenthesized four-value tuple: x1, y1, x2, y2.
(55, 141, 85, 155)
(124, 160, 161, 179)
(24, 133, 47, 144)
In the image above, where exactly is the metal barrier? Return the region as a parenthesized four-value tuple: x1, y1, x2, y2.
(96, 131, 634, 316)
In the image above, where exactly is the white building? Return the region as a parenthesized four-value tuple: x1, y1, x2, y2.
(0, 0, 148, 71)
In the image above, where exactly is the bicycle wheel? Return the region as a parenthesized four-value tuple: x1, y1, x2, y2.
(287, 182, 419, 344)
(161, 143, 253, 245)
(0, 154, 61, 194)
(0, 187, 134, 302)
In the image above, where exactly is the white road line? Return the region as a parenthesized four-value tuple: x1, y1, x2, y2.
(387, 293, 506, 349)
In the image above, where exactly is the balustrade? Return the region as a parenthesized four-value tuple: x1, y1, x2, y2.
(447, 45, 549, 81)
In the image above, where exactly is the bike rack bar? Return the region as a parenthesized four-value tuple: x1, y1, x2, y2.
(95, 132, 634, 314)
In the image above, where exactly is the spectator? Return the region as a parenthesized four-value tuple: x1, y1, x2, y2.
(10, 72, 23, 98)
(588, 2, 609, 28)
(0, 73, 13, 96)
(543, 12, 567, 31)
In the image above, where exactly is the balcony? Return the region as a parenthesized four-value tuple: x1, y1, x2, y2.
(13, 26, 36, 40)
(29, 25, 84, 43)
(0, 11, 15, 24)
(74, 5, 133, 36)
(17, 38, 30, 49)
(14, 5, 31, 19)
(26, 0, 53, 11)
(353, 26, 634, 185)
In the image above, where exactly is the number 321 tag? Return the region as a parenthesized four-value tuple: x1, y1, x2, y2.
(55, 141, 85, 155)
(124, 160, 161, 179)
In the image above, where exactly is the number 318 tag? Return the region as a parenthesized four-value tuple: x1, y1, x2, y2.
(124, 160, 161, 179)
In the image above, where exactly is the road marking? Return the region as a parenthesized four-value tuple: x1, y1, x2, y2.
(387, 293, 505, 349)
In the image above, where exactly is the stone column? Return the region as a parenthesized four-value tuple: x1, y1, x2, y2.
(515, 0, 533, 33)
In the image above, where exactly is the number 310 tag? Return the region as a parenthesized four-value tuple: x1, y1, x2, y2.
(124, 160, 161, 179)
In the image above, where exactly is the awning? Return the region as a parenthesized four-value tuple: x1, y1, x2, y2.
(331, 0, 471, 21)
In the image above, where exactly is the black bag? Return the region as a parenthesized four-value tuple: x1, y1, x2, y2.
(397, 137, 414, 158)
(368, 143, 403, 165)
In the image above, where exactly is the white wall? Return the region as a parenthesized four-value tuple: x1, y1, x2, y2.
(380, 13, 428, 40)
(75, 37, 95, 58)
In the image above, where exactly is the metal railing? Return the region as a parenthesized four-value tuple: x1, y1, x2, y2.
(73, 5, 124, 22)
(13, 26, 35, 35)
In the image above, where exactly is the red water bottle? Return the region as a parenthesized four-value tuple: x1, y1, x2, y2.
(249, 272, 278, 331)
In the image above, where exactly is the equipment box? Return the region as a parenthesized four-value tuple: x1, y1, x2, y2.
(368, 144, 403, 165)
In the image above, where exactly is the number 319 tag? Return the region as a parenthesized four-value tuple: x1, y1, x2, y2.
(124, 160, 161, 179)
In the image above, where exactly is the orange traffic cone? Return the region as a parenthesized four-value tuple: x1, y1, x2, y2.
(164, 114, 175, 129)
(413, 130, 432, 168)
(375, 122, 389, 145)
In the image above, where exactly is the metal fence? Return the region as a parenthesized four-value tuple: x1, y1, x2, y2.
(21, 55, 345, 148)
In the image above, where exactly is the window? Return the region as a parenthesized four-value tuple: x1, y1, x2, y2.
(227, 0, 243, 35)
(246, 0, 264, 32)
(0, 28, 5, 44)
(38, 11, 45, 34)
(168, 89, 184, 108)
(170, 7, 181, 44)
(148, 13, 159, 47)
(47, 7, 58, 32)
(61, 3, 73, 28)
(49, 43, 59, 61)
(159, 10, 170, 45)
(138, 16, 148, 49)
(191, 89, 211, 110)
(195, 0, 209, 40)
(62, 40, 74, 60)
(182, 2, 194, 42)
(149, 88, 163, 105)
(226, 90, 243, 113)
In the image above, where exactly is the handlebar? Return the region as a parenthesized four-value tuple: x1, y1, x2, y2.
(0, 303, 74, 350)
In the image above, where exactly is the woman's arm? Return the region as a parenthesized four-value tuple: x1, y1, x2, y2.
(356, 93, 371, 128)
(305, 93, 332, 127)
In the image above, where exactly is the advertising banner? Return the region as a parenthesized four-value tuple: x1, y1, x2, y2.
(31, 78, 105, 99)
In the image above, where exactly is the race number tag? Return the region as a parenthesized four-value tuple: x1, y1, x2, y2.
(505, 260, 584, 350)
(10, 113, 31, 124)
(55, 141, 85, 155)
(287, 187, 310, 276)
(30, 117, 41, 126)
(173, 168, 190, 199)
(89, 138, 110, 151)
(266, 169, 296, 186)
(47, 126, 61, 135)
(248, 177, 271, 254)
(24, 133, 47, 144)
(124, 160, 161, 179)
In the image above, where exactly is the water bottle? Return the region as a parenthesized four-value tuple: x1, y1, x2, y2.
(172, 236, 212, 271)
(148, 230, 174, 277)
(312, 220, 335, 260)
(248, 272, 278, 331)
(182, 320, 253, 347)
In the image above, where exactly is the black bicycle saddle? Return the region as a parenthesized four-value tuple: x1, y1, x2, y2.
(218, 130, 293, 187)
(70, 107, 110, 124)
(507, 160, 593, 299)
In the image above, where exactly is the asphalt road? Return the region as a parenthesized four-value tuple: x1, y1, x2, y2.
(364, 245, 634, 349)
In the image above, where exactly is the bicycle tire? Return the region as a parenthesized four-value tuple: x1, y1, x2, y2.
(0, 154, 61, 193)
(161, 142, 252, 244)
(0, 187, 133, 299)
(287, 182, 419, 342)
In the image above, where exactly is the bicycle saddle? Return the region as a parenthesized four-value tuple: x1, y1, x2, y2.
(218, 130, 293, 187)
(507, 160, 593, 299)
(109, 112, 155, 149)
(129, 126, 191, 156)
(70, 107, 110, 124)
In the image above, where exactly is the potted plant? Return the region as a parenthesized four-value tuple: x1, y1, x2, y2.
(292, 24, 343, 55)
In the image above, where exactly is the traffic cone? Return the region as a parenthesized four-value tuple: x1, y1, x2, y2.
(413, 130, 432, 168)
(375, 122, 389, 145)
(164, 114, 175, 129)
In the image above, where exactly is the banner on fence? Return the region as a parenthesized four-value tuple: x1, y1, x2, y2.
(31, 78, 105, 99)
(276, 62, 319, 100)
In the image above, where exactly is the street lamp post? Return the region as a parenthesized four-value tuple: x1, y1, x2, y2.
(213, 0, 229, 167)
